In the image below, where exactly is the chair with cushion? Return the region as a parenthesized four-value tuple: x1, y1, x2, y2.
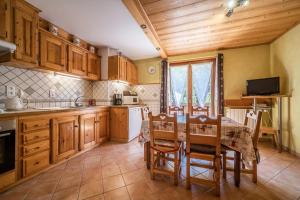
(222, 110, 262, 183)
(139, 106, 150, 142)
(169, 105, 184, 115)
(149, 112, 182, 185)
(191, 105, 209, 116)
(186, 113, 222, 196)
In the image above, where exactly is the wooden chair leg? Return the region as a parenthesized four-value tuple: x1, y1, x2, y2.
(222, 152, 227, 179)
(150, 148, 155, 180)
(215, 157, 221, 196)
(252, 160, 257, 183)
(273, 133, 278, 148)
(174, 152, 179, 186)
(186, 153, 191, 189)
(162, 153, 166, 166)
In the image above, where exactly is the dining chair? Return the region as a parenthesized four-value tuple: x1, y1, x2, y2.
(191, 105, 209, 116)
(186, 113, 222, 196)
(138, 106, 150, 142)
(149, 112, 182, 185)
(222, 110, 262, 183)
(169, 105, 184, 115)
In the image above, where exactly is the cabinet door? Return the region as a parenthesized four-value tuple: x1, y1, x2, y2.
(0, 0, 10, 40)
(87, 53, 100, 80)
(14, 1, 38, 64)
(40, 31, 66, 71)
(68, 45, 87, 76)
(96, 111, 109, 143)
(51, 116, 79, 163)
(108, 56, 118, 80)
(119, 57, 127, 81)
(132, 64, 138, 84)
(126, 61, 132, 83)
(110, 108, 128, 141)
(79, 113, 97, 150)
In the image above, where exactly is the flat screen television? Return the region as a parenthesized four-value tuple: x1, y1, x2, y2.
(246, 77, 280, 96)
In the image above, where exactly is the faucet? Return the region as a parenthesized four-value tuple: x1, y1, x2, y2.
(74, 96, 85, 107)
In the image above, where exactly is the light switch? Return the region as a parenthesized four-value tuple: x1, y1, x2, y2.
(49, 89, 56, 98)
(6, 85, 16, 97)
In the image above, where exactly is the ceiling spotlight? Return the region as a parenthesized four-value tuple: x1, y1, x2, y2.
(156, 47, 160, 51)
(140, 24, 147, 29)
(225, 0, 250, 17)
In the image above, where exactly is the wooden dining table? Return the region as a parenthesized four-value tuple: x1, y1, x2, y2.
(141, 116, 257, 187)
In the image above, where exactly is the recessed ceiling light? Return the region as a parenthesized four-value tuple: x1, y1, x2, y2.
(140, 24, 147, 29)
(156, 47, 160, 51)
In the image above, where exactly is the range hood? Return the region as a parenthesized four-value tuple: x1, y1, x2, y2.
(0, 39, 16, 56)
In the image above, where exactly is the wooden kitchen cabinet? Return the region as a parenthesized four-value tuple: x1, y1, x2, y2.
(51, 116, 79, 163)
(126, 60, 138, 84)
(68, 44, 88, 76)
(108, 55, 127, 81)
(13, 0, 39, 64)
(110, 107, 128, 142)
(40, 30, 67, 72)
(96, 110, 109, 143)
(0, 0, 10, 41)
(87, 53, 101, 80)
(79, 113, 97, 150)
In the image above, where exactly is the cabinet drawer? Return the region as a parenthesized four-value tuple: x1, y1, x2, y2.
(22, 119, 50, 132)
(23, 151, 49, 177)
(23, 130, 50, 145)
(23, 140, 49, 157)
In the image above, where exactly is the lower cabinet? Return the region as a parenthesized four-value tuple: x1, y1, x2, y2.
(51, 116, 79, 163)
(96, 111, 110, 143)
(79, 113, 97, 150)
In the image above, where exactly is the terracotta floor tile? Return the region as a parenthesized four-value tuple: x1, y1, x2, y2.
(78, 180, 103, 200)
(52, 186, 79, 200)
(103, 187, 130, 200)
(3, 139, 300, 200)
(102, 175, 125, 192)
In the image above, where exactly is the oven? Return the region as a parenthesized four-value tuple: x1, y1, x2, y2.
(0, 119, 16, 174)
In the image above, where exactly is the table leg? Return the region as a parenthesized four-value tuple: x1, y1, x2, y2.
(278, 97, 283, 153)
(146, 141, 150, 169)
(234, 151, 241, 187)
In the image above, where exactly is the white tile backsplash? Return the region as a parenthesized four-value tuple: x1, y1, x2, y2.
(0, 65, 161, 112)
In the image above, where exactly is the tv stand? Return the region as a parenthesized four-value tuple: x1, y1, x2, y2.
(242, 95, 290, 153)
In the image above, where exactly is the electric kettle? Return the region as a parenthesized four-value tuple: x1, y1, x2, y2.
(1, 97, 28, 111)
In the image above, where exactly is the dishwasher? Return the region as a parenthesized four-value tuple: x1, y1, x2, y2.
(128, 107, 142, 141)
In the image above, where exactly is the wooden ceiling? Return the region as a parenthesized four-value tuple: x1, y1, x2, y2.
(123, 0, 300, 57)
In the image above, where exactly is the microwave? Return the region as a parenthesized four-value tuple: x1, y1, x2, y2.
(123, 96, 139, 105)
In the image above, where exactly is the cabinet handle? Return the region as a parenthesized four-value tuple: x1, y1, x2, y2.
(34, 161, 40, 165)
(74, 125, 78, 128)
(94, 121, 100, 123)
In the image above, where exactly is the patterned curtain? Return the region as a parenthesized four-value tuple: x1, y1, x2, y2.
(217, 53, 224, 115)
(160, 59, 168, 113)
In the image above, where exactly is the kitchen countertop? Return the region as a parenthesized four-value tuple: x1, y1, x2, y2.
(0, 105, 110, 118)
(0, 104, 147, 118)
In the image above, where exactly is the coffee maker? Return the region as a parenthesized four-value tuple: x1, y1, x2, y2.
(113, 93, 122, 105)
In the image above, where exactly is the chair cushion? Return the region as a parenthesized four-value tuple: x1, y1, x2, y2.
(190, 144, 225, 155)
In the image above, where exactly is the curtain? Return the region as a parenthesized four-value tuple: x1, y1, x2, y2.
(160, 59, 168, 113)
(170, 66, 188, 106)
(192, 62, 212, 107)
(217, 53, 224, 115)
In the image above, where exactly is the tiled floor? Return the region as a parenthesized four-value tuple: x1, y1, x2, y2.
(1, 140, 300, 200)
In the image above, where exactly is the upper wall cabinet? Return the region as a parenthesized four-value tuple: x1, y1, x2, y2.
(0, 0, 10, 41)
(13, 0, 39, 65)
(39, 30, 67, 72)
(108, 55, 138, 84)
(68, 45, 87, 76)
(87, 53, 101, 80)
(0, 0, 40, 67)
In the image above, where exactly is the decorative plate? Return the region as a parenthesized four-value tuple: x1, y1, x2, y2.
(148, 66, 156, 74)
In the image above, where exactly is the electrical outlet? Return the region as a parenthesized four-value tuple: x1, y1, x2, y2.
(6, 85, 16, 97)
(49, 89, 56, 98)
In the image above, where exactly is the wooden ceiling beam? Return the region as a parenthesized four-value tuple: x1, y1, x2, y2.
(122, 0, 167, 58)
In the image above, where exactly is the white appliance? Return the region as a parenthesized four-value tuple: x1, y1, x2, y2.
(0, 97, 27, 111)
(0, 39, 16, 56)
(128, 107, 142, 141)
(123, 95, 139, 105)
